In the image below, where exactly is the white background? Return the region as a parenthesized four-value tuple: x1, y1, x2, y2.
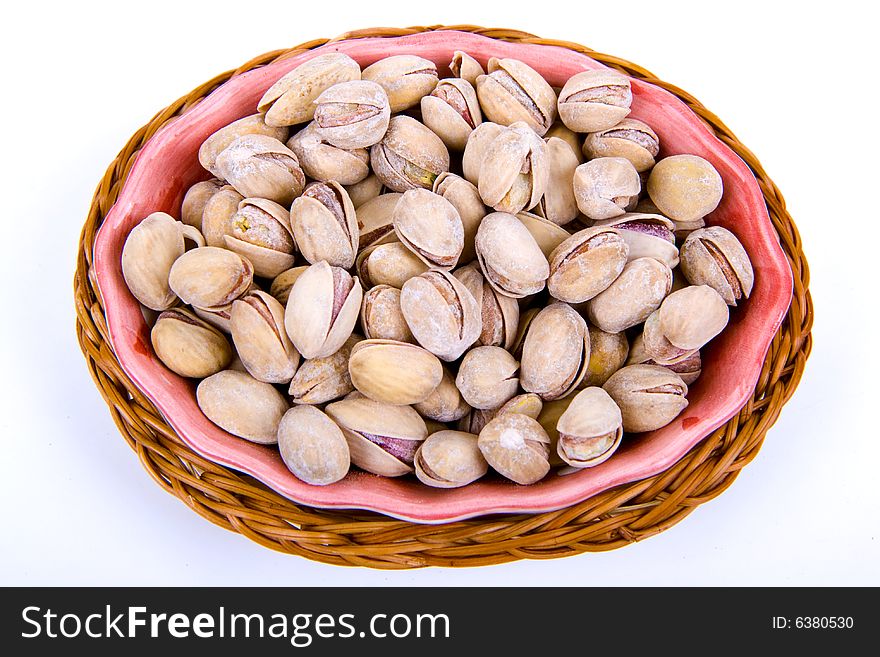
(1, 0, 876, 586)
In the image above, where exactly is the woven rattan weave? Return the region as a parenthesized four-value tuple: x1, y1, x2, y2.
(74, 26, 812, 568)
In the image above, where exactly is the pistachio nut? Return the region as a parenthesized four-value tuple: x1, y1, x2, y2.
(520, 302, 590, 401)
(478, 122, 549, 214)
(643, 285, 729, 361)
(581, 325, 629, 387)
(356, 193, 401, 250)
(224, 197, 296, 278)
(325, 395, 428, 476)
(433, 173, 485, 263)
(277, 405, 351, 486)
(230, 290, 300, 383)
(196, 370, 288, 444)
(284, 261, 362, 359)
(288, 334, 360, 404)
(476, 57, 557, 136)
(586, 257, 673, 333)
(475, 211, 550, 298)
(461, 121, 505, 186)
(583, 118, 660, 172)
(627, 332, 702, 385)
(121, 212, 205, 311)
(456, 346, 520, 410)
(198, 114, 289, 176)
(421, 78, 482, 151)
(345, 173, 385, 208)
(557, 69, 632, 133)
(547, 226, 629, 303)
(603, 364, 688, 433)
(544, 122, 584, 163)
(286, 121, 370, 185)
(415, 431, 488, 488)
(361, 55, 438, 113)
(400, 269, 481, 361)
(371, 116, 450, 192)
(536, 137, 580, 225)
(168, 246, 253, 311)
(450, 51, 485, 86)
(356, 241, 429, 289)
(150, 307, 232, 378)
(413, 366, 471, 423)
(181, 179, 224, 230)
(453, 264, 519, 350)
(347, 339, 443, 405)
(573, 157, 640, 220)
(270, 266, 309, 306)
(258, 52, 362, 127)
(392, 188, 464, 269)
(201, 185, 244, 248)
(478, 413, 551, 485)
(290, 181, 359, 268)
(360, 285, 414, 343)
(214, 134, 305, 206)
(647, 154, 723, 222)
(313, 80, 391, 150)
(593, 213, 679, 268)
(457, 392, 542, 436)
(679, 226, 754, 306)
(516, 211, 571, 258)
(556, 387, 623, 468)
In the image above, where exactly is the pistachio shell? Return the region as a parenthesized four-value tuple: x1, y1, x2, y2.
(520, 303, 590, 401)
(168, 246, 253, 310)
(313, 80, 392, 150)
(516, 211, 571, 258)
(196, 370, 288, 444)
(556, 387, 623, 468)
(573, 157, 641, 220)
(593, 213, 679, 268)
(544, 122, 584, 163)
(181, 179, 224, 230)
(290, 181, 359, 268)
(399, 269, 481, 362)
(414, 366, 471, 422)
(360, 285, 414, 343)
(647, 154, 723, 222)
(270, 266, 309, 306)
(415, 431, 488, 488)
(583, 118, 659, 172)
(476, 57, 557, 136)
(345, 174, 385, 209)
(286, 122, 370, 185)
(356, 242, 430, 289)
(198, 114, 289, 176)
(461, 121, 505, 186)
(288, 335, 360, 404)
(278, 406, 350, 485)
(371, 116, 450, 192)
(581, 325, 629, 388)
(603, 364, 688, 433)
(455, 346, 520, 410)
(121, 212, 205, 311)
(150, 308, 232, 378)
(641, 309, 698, 365)
(547, 226, 629, 303)
(557, 69, 632, 133)
(362, 55, 439, 113)
(201, 185, 244, 248)
(478, 413, 551, 485)
(224, 197, 296, 278)
(452, 264, 519, 350)
(214, 134, 305, 206)
(536, 137, 580, 226)
(392, 189, 464, 269)
(655, 284, 730, 350)
(627, 333, 702, 385)
(421, 78, 482, 151)
(450, 51, 485, 86)
(478, 122, 549, 214)
(347, 339, 443, 405)
(356, 193, 402, 250)
(283, 261, 362, 359)
(433, 173, 486, 263)
(258, 53, 361, 127)
(231, 291, 300, 383)
(679, 226, 754, 305)
(586, 257, 673, 333)
(475, 212, 549, 298)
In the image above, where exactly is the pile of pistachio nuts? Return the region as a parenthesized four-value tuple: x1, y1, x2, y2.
(120, 51, 755, 488)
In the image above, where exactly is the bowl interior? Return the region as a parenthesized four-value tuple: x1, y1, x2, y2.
(92, 31, 793, 523)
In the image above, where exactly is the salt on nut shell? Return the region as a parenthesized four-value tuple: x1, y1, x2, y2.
(450, 51, 486, 86)
(475, 212, 550, 299)
(556, 386, 623, 468)
(655, 285, 729, 351)
(415, 431, 488, 488)
(214, 134, 305, 206)
(347, 339, 443, 405)
(371, 116, 450, 192)
(150, 308, 232, 378)
(477, 413, 551, 485)
(198, 114, 289, 176)
(360, 285, 414, 344)
(557, 69, 632, 134)
(573, 157, 641, 221)
(313, 80, 391, 150)
(520, 302, 590, 401)
(627, 332, 702, 385)
(421, 78, 482, 151)
(476, 57, 557, 136)
(536, 136, 580, 226)
(361, 55, 439, 113)
(392, 188, 464, 270)
(647, 154, 723, 222)
(223, 197, 296, 278)
(547, 226, 629, 303)
(290, 181, 359, 269)
(592, 212, 679, 269)
(277, 405, 350, 486)
(582, 118, 659, 172)
(478, 122, 549, 214)
(456, 346, 520, 410)
(461, 121, 505, 186)
(288, 334, 360, 405)
(286, 122, 370, 185)
(201, 186, 244, 248)
(356, 242, 429, 289)
(679, 226, 754, 306)
(168, 246, 253, 311)
(453, 264, 520, 350)
(414, 366, 471, 423)
(603, 364, 688, 433)
(196, 370, 288, 444)
(230, 290, 300, 384)
(586, 257, 673, 333)
(433, 173, 486, 263)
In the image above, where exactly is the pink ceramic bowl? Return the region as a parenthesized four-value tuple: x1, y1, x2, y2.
(92, 31, 793, 524)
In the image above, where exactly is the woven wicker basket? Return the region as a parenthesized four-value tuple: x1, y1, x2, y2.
(74, 25, 813, 568)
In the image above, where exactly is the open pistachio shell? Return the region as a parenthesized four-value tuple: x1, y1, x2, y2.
(214, 134, 305, 206)
(313, 80, 392, 150)
(348, 339, 443, 405)
(168, 246, 253, 311)
(603, 364, 688, 433)
(356, 242, 429, 289)
(198, 114, 289, 176)
(392, 188, 464, 270)
(196, 370, 288, 444)
(627, 332, 702, 385)
(478, 413, 551, 485)
(476, 57, 557, 136)
(547, 226, 629, 303)
(286, 121, 370, 185)
(450, 51, 486, 86)
(456, 346, 520, 410)
(453, 264, 519, 350)
(278, 406, 351, 485)
(545, 122, 584, 163)
(655, 285, 729, 351)
(461, 121, 505, 186)
(231, 291, 300, 384)
(586, 257, 673, 333)
(475, 211, 549, 298)
(583, 118, 659, 172)
(557, 69, 632, 133)
(573, 157, 641, 221)
(520, 303, 590, 401)
(593, 212, 679, 268)
(270, 266, 309, 306)
(290, 181, 359, 269)
(415, 431, 488, 488)
(288, 334, 360, 405)
(201, 185, 244, 248)
(223, 197, 296, 278)
(556, 387, 623, 468)
(516, 211, 571, 259)
(421, 78, 482, 151)
(362, 55, 439, 113)
(356, 193, 402, 251)
(371, 116, 450, 192)
(478, 122, 549, 214)
(433, 173, 486, 263)
(360, 285, 414, 344)
(181, 179, 224, 230)
(679, 226, 754, 306)
(150, 308, 232, 378)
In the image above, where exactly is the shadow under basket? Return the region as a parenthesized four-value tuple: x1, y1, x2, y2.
(74, 25, 813, 569)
